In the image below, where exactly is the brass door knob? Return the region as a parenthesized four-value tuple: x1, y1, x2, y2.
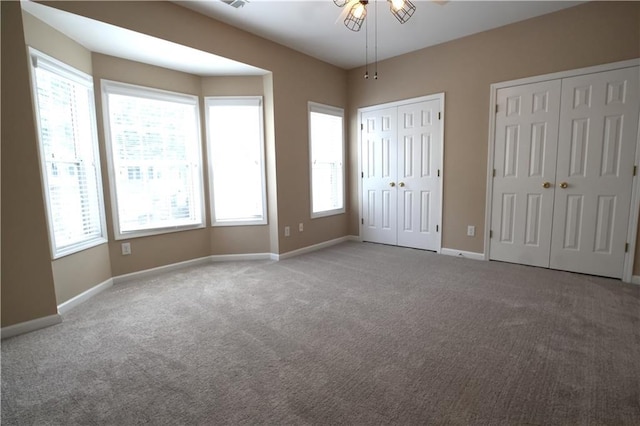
(389, 182, 396, 187)
(399, 182, 405, 187)
(542, 182, 551, 188)
(560, 182, 568, 189)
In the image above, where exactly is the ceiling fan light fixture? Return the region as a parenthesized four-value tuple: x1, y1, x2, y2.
(344, 1, 368, 32)
(333, 0, 350, 7)
(388, 0, 416, 24)
(390, 0, 405, 10)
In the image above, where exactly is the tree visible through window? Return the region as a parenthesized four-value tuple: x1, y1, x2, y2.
(102, 81, 204, 238)
(309, 102, 345, 218)
(30, 48, 106, 258)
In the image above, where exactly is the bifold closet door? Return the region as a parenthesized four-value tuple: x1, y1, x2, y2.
(396, 101, 442, 250)
(491, 66, 639, 279)
(361, 107, 398, 246)
(550, 67, 639, 278)
(490, 80, 561, 267)
(361, 99, 442, 251)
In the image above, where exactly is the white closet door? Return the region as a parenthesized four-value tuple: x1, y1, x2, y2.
(397, 100, 441, 251)
(550, 67, 640, 278)
(361, 107, 398, 245)
(490, 80, 561, 267)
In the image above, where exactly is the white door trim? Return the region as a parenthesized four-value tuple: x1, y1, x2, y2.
(484, 59, 640, 282)
(359, 94, 445, 113)
(358, 93, 445, 253)
(625, 111, 640, 282)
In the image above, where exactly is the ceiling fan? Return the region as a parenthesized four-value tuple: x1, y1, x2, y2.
(335, 0, 448, 32)
(334, 0, 416, 32)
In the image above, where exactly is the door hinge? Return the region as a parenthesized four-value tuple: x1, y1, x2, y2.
(437, 169, 441, 177)
(361, 171, 364, 178)
(438, 111, 442, 120)
(634, 165, 637, 176)
(360, 123, 364, 130)
(625, 242, 629, 252)
(361, 218, 364, 225)
(495, 104, 499, 113)
(436, 225, 439, 232)
(490, 230, 493, 239)
(493, 169, 496, 177)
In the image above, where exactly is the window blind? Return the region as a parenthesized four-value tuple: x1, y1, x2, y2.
(309, 103, 345, 217)
(31, 49, 106, 258)
(102, 81, 204, 238)
(206, 97, 266, 226)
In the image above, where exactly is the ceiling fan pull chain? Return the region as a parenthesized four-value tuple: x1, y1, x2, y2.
(374, 0, 378, 79)
(364, 5, 369, 79)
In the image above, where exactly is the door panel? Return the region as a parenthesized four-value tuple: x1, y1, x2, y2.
(361, 107, 398, 245)
(550, 67, 639, 278)
(490, 80, 561, 267)
(361, 99, 442, 251)
(397, 100, 441, 250)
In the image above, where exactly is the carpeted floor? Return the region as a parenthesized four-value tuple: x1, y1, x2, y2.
(2, 242, 639, 425)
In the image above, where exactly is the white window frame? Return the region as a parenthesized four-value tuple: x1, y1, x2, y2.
(28, 48, 107, 259)
(101, 80, 205, 240)
(205, 96, 267, 226)
(308, 101, 346, 218)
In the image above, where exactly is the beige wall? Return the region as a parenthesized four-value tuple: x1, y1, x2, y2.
(270, 69, 348, 254)
(263, 73, 280, 255)
(109, 229, 210, 277)
(347, 1, 640, 256)
(1, 1, 58, 326)
(201, 76, 264, 96)
(52, 245, 111, 303)
(22, 12, 115, 305)
(22, 11, 92, 74)
(201, 75, 272, 255)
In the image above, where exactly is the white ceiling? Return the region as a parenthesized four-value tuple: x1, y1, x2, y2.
(21, 0, 267, 76)
(23, 0, 583, 75)
(176, 0, 584, 69)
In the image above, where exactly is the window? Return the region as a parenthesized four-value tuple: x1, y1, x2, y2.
(29, 48, 106, 258)
(308, 102, 345, 218)
(206, 97, 266, 226)
(102, 80, 204, 239)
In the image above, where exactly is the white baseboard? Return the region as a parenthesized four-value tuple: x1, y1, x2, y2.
(113, 251, 281, 284)
(1, 314, 62, 340)
(113, 256, 213, 284)
(57, 278, 114, 315)
(210, 253, 274, 262)
(440, 248, 485, 261)
(276, 236, 357, 261)
(631, 276, 640, 285)
(48, 239, 360, 322)
(114, 238, 360, 280)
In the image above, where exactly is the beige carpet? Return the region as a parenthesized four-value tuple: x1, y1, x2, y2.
(2, 242, 639, 424)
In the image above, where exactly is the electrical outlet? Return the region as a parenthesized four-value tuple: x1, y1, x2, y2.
(284, 226, 290, 237)
(121, 242, 131, 255)
(299, 223, 304, 232)
(467, 226, 475, 237)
